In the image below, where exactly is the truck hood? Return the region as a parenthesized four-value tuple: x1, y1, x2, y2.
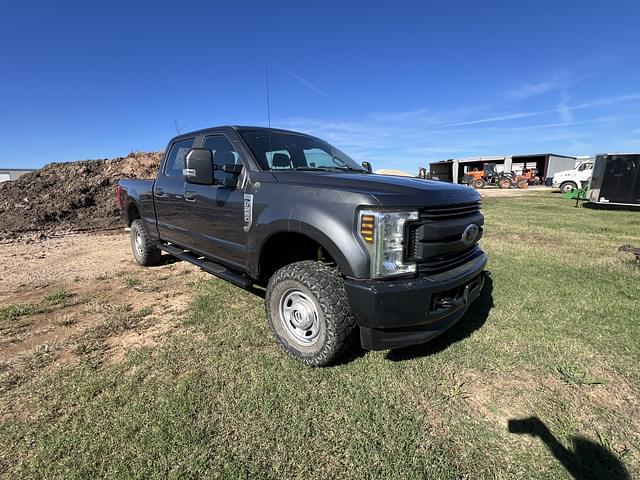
(271, 172, 480, 207)
(553, 169, 575, 178)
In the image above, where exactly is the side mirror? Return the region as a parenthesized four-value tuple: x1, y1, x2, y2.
(362, 161, 373, 173)
(185, 149, 214, 185)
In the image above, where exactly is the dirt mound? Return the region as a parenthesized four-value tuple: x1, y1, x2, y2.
(0, 151, 162, 241)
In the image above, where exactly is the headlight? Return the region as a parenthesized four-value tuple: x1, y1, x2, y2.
(358, 210, 419, 278)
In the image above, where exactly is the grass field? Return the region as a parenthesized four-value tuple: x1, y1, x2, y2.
(1, 193, 638, 479)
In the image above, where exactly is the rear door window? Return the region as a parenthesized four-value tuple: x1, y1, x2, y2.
(164, 139, 195, 177)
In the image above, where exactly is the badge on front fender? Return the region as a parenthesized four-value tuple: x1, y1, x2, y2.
(243, 194, 253, 232)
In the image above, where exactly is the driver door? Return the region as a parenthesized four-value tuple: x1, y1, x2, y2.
(181, 134, 248, 268)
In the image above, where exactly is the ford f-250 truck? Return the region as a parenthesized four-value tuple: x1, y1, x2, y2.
(117, 126, 487, 366)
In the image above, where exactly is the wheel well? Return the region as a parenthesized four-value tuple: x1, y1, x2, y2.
(258, 232, 336, 282)
(127, 202, 140, 226)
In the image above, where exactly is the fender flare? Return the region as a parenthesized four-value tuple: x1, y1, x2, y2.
(249, 219, 365, 279)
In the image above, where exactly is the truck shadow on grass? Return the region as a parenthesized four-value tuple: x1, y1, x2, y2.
(508, 417, 629, 480)
(385, 274, 494, 362)
(150, 253, 182, 267)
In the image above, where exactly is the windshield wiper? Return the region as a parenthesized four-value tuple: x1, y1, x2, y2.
(291, 166, 368, 173)
(327, 166, 369, 173)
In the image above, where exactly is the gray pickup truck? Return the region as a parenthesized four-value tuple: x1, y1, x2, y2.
(117, 126, 487, 366)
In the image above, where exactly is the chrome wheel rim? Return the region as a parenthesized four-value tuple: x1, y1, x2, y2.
(279, 289, 320, 345)
(134, 231, 144, 256)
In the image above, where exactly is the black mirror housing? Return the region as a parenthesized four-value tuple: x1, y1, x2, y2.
(185, 149, 214, 185)
(362, 161, 373, 173)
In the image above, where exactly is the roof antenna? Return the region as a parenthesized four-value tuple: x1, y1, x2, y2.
(265, 66, 273, 157)
(265, 66, 271, 129)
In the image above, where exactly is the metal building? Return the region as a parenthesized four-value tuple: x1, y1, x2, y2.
(0, 168, 34, 183)
(429, 153, 577, 184)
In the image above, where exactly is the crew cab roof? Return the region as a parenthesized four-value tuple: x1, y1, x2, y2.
(168, 125, 313, 143)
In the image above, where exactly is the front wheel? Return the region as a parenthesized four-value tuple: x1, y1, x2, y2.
(266, 261, 357, 366)
(560, 181, 577, 194)
(472, 178, 486, 189)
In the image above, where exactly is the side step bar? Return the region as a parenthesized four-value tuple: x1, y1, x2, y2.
(158, 243, 253, 289)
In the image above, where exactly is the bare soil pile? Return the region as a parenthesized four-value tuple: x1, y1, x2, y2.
(0, 151, 162, 241)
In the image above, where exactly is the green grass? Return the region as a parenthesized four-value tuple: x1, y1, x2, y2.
(123, 277, 141, 288)
(73, 304, 153, 360)
(0, 303, 44, 322)
(44, 289, 75, 306)
(0, 194, 638, 479)
(0, 289, 79, 336)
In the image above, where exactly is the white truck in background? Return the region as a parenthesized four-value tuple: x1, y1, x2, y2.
(551, 158, 594, 193)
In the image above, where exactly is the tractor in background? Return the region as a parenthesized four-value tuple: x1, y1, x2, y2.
(462, 163, 529, 189)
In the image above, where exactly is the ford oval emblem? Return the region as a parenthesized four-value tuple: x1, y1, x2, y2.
(461, 224, 479, 246)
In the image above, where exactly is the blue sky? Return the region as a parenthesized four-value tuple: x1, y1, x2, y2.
(1, 0, 639, 171)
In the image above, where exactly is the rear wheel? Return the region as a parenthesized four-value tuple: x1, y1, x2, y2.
(517, 180, 529, 189)
(560, 181, 577, 194)
(130, 219, 162, 266)
(472, 178, 486, 189)
(266, 261, 356, 366)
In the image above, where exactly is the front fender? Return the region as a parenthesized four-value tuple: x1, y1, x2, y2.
(247, 214, 370, 279)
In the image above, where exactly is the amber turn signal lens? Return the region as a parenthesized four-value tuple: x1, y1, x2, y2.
(360, 214, 375, 243)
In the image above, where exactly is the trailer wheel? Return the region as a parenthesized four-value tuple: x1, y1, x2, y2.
(130, 219, 162, 266)
(266, 261, 357, 367)
(560, 181, 577, 194)
(498, 178, 512, 189)
(472, 178, 486, 189)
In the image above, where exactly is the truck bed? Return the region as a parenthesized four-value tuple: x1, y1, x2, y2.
(117, 178, 156, 229)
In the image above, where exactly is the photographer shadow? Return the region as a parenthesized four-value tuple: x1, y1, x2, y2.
(508, 417, 629, 480)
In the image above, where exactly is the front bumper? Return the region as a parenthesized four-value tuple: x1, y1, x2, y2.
(344, 252, 488, 350)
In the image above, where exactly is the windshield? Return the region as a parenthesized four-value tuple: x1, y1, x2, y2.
(238, 129, 366, 172)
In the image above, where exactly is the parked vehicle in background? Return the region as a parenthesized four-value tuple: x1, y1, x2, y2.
(588, 153, 640, 207)
(117, 126, 488, 366)
(552, 159, 594, 193)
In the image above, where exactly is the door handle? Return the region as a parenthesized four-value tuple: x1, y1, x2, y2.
(154, 188, 167, 198)
(184, 191, 197, 202)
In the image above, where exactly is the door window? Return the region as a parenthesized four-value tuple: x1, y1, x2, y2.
(202, 135, 241, 183)
(578, 162, 593, 171)
(164, 139, 195, 177)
